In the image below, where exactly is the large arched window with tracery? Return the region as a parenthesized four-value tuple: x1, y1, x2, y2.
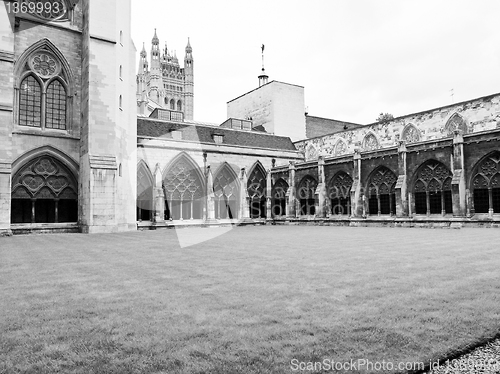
(137, 162, 153, 221)
(272, 178, 288, 217)
(413, 160, 453, 215)
(328, 172, 353, 215)
(471, 152, 500, 214)
(444, 113, 468, 136)
(247, 164, 266, 219)
(367, 167, 397, 215)
(163, 155, 204, 220)
(363, 133, 379, 151)
(298, 176, 317, 215)
(16, 42, 71, 131)
(214, 164, 239, 219)
(11, 155, 78, 224)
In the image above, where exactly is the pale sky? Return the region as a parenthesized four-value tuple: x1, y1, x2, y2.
(131, 0, 500, 126)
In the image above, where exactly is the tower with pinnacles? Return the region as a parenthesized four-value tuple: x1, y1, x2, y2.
(136, 30, 194, 119)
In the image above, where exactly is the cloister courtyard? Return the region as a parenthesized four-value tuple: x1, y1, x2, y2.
(1, 226, 499, 373)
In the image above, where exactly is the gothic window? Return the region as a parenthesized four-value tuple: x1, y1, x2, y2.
(11, 155, 78, 224)
(177, 100, 182, 111)
(334, 139, 348, 156)
(298, 176, 317, 215)
(363, 133, 379, 151)
(367, 167, 397, 215)
(137, 162, 154, 221)
(444, 113, 468, 136)
(17, 46, 70, 131)
(471, 152, 500, 214)
(163, 155, 204, 220)
(413, 160, 453, 215)
(247, 164, 267, 219)
(328, 172, 353, 215)
(214, 164, 239, 219)
(272, 178, 288, 217)
(19, 75, 42, 127)
(170, 99, 175, 110)
(402, 124, 421, 143)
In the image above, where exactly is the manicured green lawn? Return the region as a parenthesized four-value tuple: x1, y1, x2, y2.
(1, 226, 499, 373)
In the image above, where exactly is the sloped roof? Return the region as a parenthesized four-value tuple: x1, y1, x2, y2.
(137, 118, 297, 151)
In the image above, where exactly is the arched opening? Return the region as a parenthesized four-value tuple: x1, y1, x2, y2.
(137, 161, 153, 221)
(214, 163, 239, 219)
(402, 124, 420, 143)
(177, 100, 182, 112)
(272, 178, 288, 217)
(11, 155, 78, 224)
(412, 160, 453, 216)
(247, 163, 266, 219)
(328, 171, 352, 215)
(170, 99, 175, 110)
(19, 74, 42, 127)
(45, 78, 67, 129)
(334, 140, 348, 156)
(471, 152, 500, 214)
(298, 176, 317, 215)
(363, 133, 379, 151)
(366, 166, 397, 215)
(163, 154, 204, 220)
(445, 113, 468, 136)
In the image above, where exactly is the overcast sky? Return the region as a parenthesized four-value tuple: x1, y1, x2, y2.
(131, 0, 500, 125)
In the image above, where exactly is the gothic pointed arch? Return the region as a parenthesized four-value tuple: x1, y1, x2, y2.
(470, 151, 500, 214)
(411, 159, 453, 215)
(305, 143, 319, 161)
(213, 162, 240, 219)
(11, 150, 78, 224)
(328, 171, 353, 215)
(272, 178, 289, 216)
(137, 160, 154, 221)
(298, 175, 317, 215)
(402, 123, 421, 143)
(362, 132, 379, 151)
(14, 38, 74, 131)
(366, 166, 397, 215)
(247, 161, 267, 218)
(163, 152, 204, 220)
(444, 113, 468, 136)
(334, 139, 348, 156)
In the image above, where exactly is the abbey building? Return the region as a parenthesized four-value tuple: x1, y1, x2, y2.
(0, 0, 499, 236)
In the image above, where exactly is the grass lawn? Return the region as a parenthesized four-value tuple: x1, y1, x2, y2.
(1, 226, 500, 373)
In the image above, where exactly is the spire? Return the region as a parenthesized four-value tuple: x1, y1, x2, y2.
(258, 43, 268, 87)
(152, 28, 159, 45)
(185, 37, 192, 54)
(140, 42, 146, 58)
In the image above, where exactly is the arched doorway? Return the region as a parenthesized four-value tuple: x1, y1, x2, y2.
(247, 163, 266, 219)
(163, 154, 204, 220)
(412, 160, 453, 215)
(214, 163, 239, 219)
(328, 171, 353, 215)
(366, 166, 397, 216)
(272, 178, 288, 217)
(298, 176, 317, 215)
(11, 155, 78, 223)
(471, 152, 500, 214)
(137, 161, 154, 221)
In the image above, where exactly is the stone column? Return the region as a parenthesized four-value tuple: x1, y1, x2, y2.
(350, 148, 363, 217)
(316, 156, 327, 218)
(153, 164, 165, 223)
(395, 141, 408, 217)
(451, 130, 466, 216)
(0, 162, 12, 236)
(266, 169, 272, 219)
(287, 162, 296, 217)
(239, 168, 249, 219)
(206, 166, 215, 221)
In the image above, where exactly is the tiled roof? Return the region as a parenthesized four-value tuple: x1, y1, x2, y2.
(137, 118, 297, 151)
